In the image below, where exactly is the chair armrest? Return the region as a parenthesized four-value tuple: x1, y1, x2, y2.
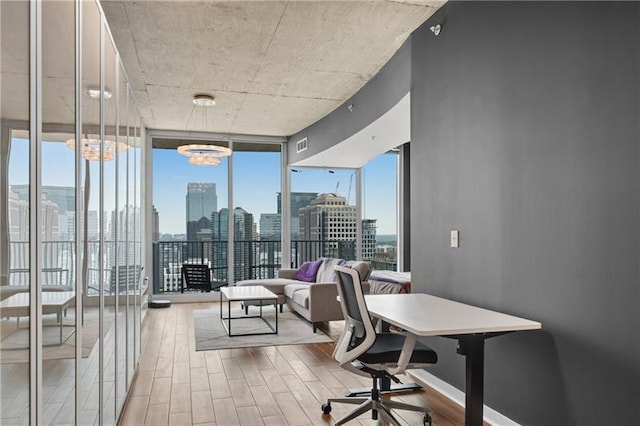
(277, 269, 298, 279)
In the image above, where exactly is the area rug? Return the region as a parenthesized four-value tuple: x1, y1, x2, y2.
(194, 307, 333, 351)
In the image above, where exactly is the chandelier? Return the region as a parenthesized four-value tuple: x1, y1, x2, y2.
(177, 94, 231, 166)
(177, 143, 231, 166)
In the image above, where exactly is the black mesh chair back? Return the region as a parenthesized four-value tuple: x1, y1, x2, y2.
(333, 265, 377, 366)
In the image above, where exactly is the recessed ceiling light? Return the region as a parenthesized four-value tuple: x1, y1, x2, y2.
(88, 89, 112, 99)
(193, 94, 216, 107)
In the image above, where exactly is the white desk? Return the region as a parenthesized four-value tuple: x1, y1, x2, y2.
(364, 293, 541, 426)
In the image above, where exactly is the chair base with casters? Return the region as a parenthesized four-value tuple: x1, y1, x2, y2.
(321, 347, 435, 425)
(322, 393, 432, 426)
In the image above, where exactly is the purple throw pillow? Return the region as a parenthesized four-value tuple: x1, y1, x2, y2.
(293, 260, 322, 282)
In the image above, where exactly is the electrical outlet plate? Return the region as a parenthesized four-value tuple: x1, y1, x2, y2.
(450, 230, 459, 248)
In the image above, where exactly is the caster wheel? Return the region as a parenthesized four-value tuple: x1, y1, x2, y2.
(423, 414, 432, 425)
(321, 403, 332, 415)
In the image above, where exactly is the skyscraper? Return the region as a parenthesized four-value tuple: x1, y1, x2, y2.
(259, 213, 281, 240)
(186, 182, 217, 241)
(211, 207, 256, 282)
(298, 193, 356, 260)
(362, 219, 377, 261)
(298, 193, 376, 262)
(277, 191, 317, 239)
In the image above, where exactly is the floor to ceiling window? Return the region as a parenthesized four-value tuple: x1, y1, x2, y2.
(152, 138, 230, 294)
(363, 150, 399, 270)
(151, 137, 283, 294)
(0, 1, 144, 424)
(232, 142, 281, 281)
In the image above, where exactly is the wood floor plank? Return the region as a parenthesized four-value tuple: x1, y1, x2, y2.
(204, 351, 224, 374)
(169, 383, 191, 414)
(249, 385, 283, 418)
(259, 368, 289, 394)
(190, 367, 210, 392)
(221, 358, 245, 380)
(130, 371, 154, 397)
(144, 403, 169, 426)
(228, 378, 256, 408)
(272, 391, 313, 426)
(168, 412, 192, 426)
(208, 372, 232, 400)
(149, 377, 172, 405)
(172, 362, 190, 385)
(155, 356, 174, 378)
(212, 397, 240, 426)
(262, 414, 289, 425)
(191, 390, 215, 424)
(236, 406, 265, 426)
(119, 396, 149, 426)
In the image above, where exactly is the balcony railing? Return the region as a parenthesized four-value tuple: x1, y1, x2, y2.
(6, 241, 142, 296)
(152, 239, 357, 294)
(5, 239, 383, 296)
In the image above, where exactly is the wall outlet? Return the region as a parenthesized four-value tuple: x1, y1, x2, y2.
(450, 230, 459, 248)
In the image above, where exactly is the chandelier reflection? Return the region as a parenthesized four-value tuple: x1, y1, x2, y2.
(65, 137, 130, 161)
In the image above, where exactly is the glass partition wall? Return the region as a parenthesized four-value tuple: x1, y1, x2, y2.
(0, 1, 144, 425)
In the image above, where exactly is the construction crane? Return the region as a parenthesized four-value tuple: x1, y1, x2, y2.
(346, 173, 353, 205)
(334, 181, 340, 195)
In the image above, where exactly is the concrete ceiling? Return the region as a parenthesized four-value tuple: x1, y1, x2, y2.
(101, 0, 443, 137)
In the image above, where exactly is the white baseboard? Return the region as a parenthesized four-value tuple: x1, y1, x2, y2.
(406, 369, 520, 426)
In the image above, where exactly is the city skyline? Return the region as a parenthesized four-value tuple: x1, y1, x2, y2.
(153, 148, 398, 235)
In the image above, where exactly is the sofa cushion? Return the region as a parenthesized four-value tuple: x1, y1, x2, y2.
(293, 259, 322, 282)
(343, 260, 371, 282)
(284, 284, 310, 309)
(316, 258, 344, 282)
(235, 278, 300, 295)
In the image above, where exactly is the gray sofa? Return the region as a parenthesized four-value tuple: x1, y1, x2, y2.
(235, 258, 370, 332)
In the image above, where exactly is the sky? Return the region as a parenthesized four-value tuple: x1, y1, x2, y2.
(8, 138, 399, 235)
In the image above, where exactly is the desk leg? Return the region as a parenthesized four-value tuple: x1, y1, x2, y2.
(457, 335, 485, 426)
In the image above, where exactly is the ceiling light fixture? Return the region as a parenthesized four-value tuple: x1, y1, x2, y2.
(177, 143, 231, 166)
(178, 95, 229, 166)
(193, 94, 216, 107)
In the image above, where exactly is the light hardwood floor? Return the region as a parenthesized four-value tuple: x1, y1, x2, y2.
(119, 302, 469, 426)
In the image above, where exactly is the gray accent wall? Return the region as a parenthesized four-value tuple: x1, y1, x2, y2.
(411, 2, 640, 425)
(288, 39, 412, 164)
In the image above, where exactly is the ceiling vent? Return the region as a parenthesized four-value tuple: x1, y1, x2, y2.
(296, 137, 308, 153)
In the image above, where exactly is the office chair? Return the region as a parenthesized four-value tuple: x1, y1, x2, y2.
(321, 265, 437, 426)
